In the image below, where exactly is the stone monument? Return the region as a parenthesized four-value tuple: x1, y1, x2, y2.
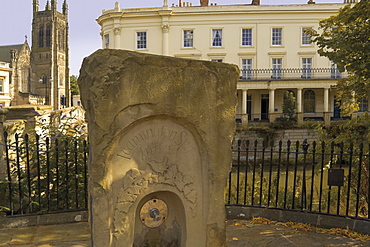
(78, 49, 238, 246)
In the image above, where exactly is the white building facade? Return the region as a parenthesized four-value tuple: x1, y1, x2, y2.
(97, 0, 357, 124)
(0, 61, 12, 107)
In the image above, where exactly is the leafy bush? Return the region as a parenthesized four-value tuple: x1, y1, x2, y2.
(0, 107, 88, 215)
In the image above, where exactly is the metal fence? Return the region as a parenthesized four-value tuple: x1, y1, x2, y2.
(226, 139, 370, 220)
(3, 131, 370, 222)
(0, 132, 88, 216)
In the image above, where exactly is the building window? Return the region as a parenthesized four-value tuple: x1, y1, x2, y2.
(272, 28, 282, 46)
(59, 75, 64, 86)
(211, 59, 223, 62)
(0, 78, 3, 92)
(331, 62, 341, 79)
(104, 34, 110, 48)
(39, 24, 44, 48)
(359, 98, 368, 112)
(302, 58, 312, 78)
(241, 29, 252, 46)
(183, 30, 193, 48)
(21, 69, 29, 93)
(46, 23, 51, 47)
(241, 59, 252, 79)
(137, 32, 147, 49)
(212, 29, 222, 47)
(272, 58, 282, 79)
(304, 90, 315, 113)
(60, 30, 65, 51)
(247, 95, 252, 120)
(302, 28, 312, 45)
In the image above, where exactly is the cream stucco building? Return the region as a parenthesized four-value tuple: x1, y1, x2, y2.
(97, 0, 358, 124)
(0, 61, 12, 107)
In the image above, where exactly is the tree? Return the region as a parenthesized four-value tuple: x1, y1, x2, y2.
(282, 91, 296, 122)
(270, 91, 297, 129)
(311, 0, 370, 115)
(70, 75, 80, 96)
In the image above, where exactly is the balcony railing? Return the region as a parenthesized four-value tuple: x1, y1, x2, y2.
(240, 68, 348, 81)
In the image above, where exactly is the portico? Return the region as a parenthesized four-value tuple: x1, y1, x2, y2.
(236, 75, 339, 125)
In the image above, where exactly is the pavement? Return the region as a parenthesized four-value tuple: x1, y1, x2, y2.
(0, 219, 370, 246)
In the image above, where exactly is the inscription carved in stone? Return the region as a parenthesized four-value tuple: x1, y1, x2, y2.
(111, 120, 200, 233)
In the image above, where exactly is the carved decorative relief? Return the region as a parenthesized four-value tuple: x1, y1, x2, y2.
(114, 28, 121, 35)
(162, 24, 170, 33)
(115, 157, 196, 216)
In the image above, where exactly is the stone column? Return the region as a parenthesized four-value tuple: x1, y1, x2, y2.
(323, 87, 330, 125)
(297, 88, 303, 123)
(269, 89, 276, 122)
(162, 24, 169, 55)
(100, 32, 104, 48)
(114, 27, 121, 49)
(159, 10, 171, 55)
(241, 89, 248, 124)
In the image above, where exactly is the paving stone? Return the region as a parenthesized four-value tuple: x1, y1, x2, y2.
(1, 220, 370, 246)
(226, 220, 370, 247)
(32, 223, 90, 244)
(4, 227, 36, 245)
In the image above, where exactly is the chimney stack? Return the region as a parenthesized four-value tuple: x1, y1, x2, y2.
(200, 0, 209, 6)
(251, 0, 260, 5)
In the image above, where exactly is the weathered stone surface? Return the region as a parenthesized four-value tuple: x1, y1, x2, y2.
(79, 49, 238, 246)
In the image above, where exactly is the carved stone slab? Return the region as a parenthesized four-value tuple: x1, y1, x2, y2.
(78, 49, 239, 246)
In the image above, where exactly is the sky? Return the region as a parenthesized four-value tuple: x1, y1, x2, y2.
(0, 0, 343, 76)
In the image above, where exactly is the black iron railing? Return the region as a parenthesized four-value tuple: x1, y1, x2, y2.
(227, 139, 370, 220)
(3, 131, 369, 222)
(0, 132, 88, 215)
(239, 68, 347, 81)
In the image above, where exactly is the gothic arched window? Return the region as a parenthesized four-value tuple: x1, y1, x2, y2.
(58, 31, 61, 50)
(39, 24, 44, 48)
(62, 30, 65, 50)
(46, 23, 52, 47)
(304, 90, 315, 113)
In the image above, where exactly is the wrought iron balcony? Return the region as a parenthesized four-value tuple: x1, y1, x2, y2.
(239, 68, 348, 81)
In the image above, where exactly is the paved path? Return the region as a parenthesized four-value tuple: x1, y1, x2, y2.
(226, 220, 370, 247)
(0, 220, 370, 246)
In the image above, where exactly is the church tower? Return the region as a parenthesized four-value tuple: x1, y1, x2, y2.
(31, 0, 70, 109)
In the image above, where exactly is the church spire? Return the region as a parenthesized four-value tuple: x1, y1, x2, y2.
(51, 0, 57, 11)
(45, 0, 50, 10)
(62, 0, 68, 15)
(33, 0, 39, 13)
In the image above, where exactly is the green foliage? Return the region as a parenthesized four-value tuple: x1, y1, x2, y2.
(282, 91, 297, 121)
(313, 113, 370, 217)
(315, 112, 370, 145)
(0, 108, 88, 215)
(311, 0, 370, 114)
(270, 91, 297, 129)
(254, 127, 276, 144)
(70, 75, 80, 96)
